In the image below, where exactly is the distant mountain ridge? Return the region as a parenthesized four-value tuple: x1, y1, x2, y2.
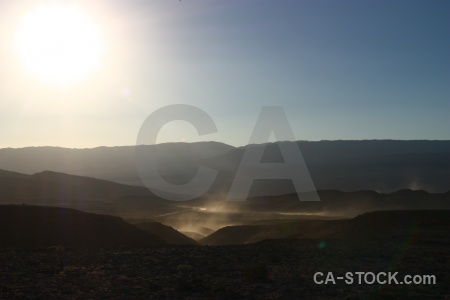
(0, 140, 448, 194)
(205, 140, 450, 195)
(0, 142, 233, 187)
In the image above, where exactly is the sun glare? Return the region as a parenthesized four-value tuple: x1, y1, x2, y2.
(15, 4, 103, 85)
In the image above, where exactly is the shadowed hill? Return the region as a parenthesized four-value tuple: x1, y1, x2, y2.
(0, 170, 151, 203)
(0, 170, 187, 218)
(0, 169, 30, 179)
(200, 221, 333, 245)
(223, 189, 450, 215)
(134, 222, 198, 245)
(201, 210, 450, 245)
(181, 231, 206, 241)
(0, 205, 166, 248)
(1, 169, 449, 231)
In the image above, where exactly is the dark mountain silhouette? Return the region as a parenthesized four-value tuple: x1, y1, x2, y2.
(201, 210, 450, 245)
(0, 142, 233, 187)
(0, 170, 197, 221)
(205, 140, 450, 196)
(179, 226, 214, 240)
(0, 170, 151, 202)
(0, 169, 449, 225)
(0, 205, 166, 248)
(134, 222, 198, 245)
(0, 140, 448, 195)
(181, 231, 206, 241)
(0, 169, 29, 179)
(232, 189, 450, 215)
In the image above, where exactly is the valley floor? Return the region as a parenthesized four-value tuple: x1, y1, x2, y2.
(0, 238, 448, 299)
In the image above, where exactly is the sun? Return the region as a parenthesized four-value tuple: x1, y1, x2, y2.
(15, 4, 103, 85)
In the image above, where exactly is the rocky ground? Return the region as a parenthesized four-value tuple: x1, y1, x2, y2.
(0, 238, 448, 299)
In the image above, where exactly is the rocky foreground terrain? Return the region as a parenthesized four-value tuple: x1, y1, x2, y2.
(0, 238, 448, 299)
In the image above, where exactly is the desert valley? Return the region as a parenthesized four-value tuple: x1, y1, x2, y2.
(0, 141, 449, 298)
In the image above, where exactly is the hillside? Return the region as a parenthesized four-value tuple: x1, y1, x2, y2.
(0, 168, 449, 237)
(134, 222, 198, 245)
(0, 170, 188, 218)
(236, 189, 450, 214)
(0, 205, 166, 248)
(201, 210, 450, 245)
(0, 170, 150, 202)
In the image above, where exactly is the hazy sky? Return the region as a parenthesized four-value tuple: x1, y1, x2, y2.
(0, 0, 448, 148)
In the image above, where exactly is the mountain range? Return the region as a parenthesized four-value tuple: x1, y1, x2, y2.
(0, 140, 449, 196)
(0, 140, 449, 245)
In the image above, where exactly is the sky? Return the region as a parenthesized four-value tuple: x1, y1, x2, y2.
(0, 0, 448, 148)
